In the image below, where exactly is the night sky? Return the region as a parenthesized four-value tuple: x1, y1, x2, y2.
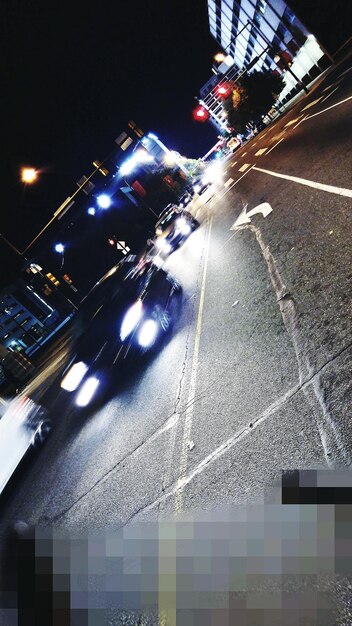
(2, 0, 219, 254)
(1, 0, 350, 292)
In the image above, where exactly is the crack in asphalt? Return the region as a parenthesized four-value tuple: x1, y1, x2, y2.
(240, 223, 352, 467)
(45, 215, 352, 527)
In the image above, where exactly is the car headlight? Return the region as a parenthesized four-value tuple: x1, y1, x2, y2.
(120, 300, 143, 341)
(137, 319, 159, 348)
(194, 184, 201, 193)
(61, 361, 88, 392)
(75, 376, 100, 407)
(155, 238, 172, 254)
(156, 227, 162, 236)
(175, 217, 191, 236)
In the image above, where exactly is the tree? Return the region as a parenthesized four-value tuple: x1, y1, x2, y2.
(223, 70, 285, 134)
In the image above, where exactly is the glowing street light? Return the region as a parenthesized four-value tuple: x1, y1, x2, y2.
(54, 243, 65, 254)
(97, 194, 111, 209)
(214, 52, 226, 63)
(21, 167, 38, 184)
(87, 207, 96, 216)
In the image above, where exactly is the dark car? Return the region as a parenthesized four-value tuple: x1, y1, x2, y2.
(60, 256, 182, 407)
(178, 190, 193, 209)
(154, 205, 199, 256)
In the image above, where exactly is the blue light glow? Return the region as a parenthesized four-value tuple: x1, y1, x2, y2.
(97, 194, 111, 209)
(87, 207, 96, 216)
(54, 243, 64, 253)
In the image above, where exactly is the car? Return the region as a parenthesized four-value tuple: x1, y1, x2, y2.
(178, 191, 193, 209)
(0, 396, 51, 496)
(60, 256, 182, 407)
(154, 205, 199, 256)
(192, 176, 211, 196)
(227, 136, 242, 152)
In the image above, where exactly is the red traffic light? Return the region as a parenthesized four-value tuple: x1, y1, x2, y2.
(192, 105, 209, 122)
(216, 83, 232, 99)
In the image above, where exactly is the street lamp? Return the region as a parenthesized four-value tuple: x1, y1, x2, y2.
(54, 242, 65, 269)
(96, 194, 111, 209)
(21, 167, 38, 184)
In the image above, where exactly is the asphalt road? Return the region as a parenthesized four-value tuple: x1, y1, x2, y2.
(1, 55, 352, 624)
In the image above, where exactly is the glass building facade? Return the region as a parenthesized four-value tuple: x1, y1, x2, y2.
(203, 0, 331, 132)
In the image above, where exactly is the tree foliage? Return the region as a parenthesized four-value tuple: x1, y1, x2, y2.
(223, 70, 285, 134)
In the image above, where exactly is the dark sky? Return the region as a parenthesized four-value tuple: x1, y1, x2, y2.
(2, 0, 219, 251)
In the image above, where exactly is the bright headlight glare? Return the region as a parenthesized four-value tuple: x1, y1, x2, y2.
(194, 184, 201, 193)
(176, 217, 191, 236)
(138, 319, 159, 348)
(205, 162, 222, 183)
(61, 361, 88, 392)
(75, 376, 100, 407)
(120, 300, 143, 341)
(155, 238, 172, 254)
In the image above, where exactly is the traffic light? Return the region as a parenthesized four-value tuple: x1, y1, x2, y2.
(216, 83, 232, 98)
(192, 105, 210, 122)
(46, 272, 60, 286)
(63, 274, 72, 285)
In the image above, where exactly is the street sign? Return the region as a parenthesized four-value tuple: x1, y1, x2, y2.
(120, 137, 133, 151)
(116, 241, 130, 255)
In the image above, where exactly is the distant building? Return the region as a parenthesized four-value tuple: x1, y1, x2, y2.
(0, 280, 60, 357)
(202, 0, 331, 132)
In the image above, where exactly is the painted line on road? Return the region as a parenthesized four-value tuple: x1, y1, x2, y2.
(253, 166, 352, 198)
(175, 218, 213, 513)
(265, 137, 285, 155)
(292, 115, 308, 130)
(339, 65, 352, 77)
(322, 77, 344, 93)
(224, 178, 234, 187)
(129, 382, 303, 521)
(301, 96, 324, 111)
(241, 151, 247, 157)
(212, 165, 255, 203)
(230, 161, 238, 167)
(254, 148, 268, 156)
(304, 95, 352, 121)
(285, 115, 304, 127)
(238, 163, 251, 172)
(320, 85, 341, 103)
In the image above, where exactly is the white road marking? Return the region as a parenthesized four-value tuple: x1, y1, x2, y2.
(265, 137, 285, 154)
(292, 115, 308, 130)
(304, 95, 352, 120)
(238, 163, 251, 172)
(254, 147, 268, 156)
(230, 161, 237, 167)
(135, 383, 302, 517)
(320, 85, 341, 103)
(175, 218, 213, 513)
(241, 151, 247, 157)
(231, 202, 273, 228)
(340, 65, 352, 77)
(322, 77, 344, 93)
(301, 96, 324, 111)
(253, 166, 352, 198)
(224, 178, 234, 187)
(285, 115, 304, 127)
(252, 141, 257, 146)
